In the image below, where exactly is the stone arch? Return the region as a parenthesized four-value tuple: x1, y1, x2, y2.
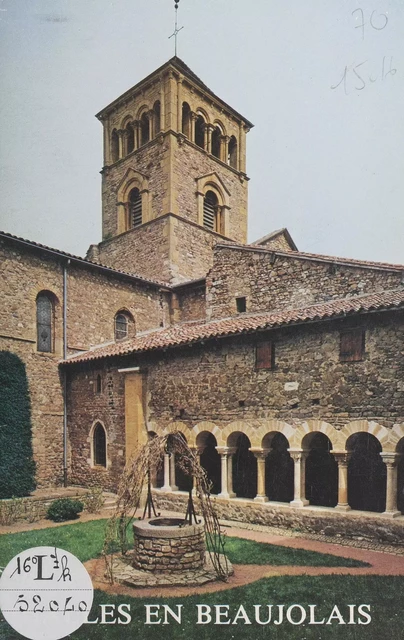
(190, 421, 222, 447)
(114, 308, 135, 340)
(195, 107, 210, 124)
(346, 431, 386, 512)
(196, 172, 230, 236)
(35, 289, 60, 354)
(29, 285, 62, 354)
(196, 431, 221, 495)
(136, 104, 151, 121)
(88, 420, 109, 469)
(222, 421, 257, 447)
(212, 119, 227, 136)
(341, 420, 391, 451)
(255, 420, 295, 448)
(116, 168, 150, 232)
(291, 420, 339, 450)
(120, 114, 135, 130)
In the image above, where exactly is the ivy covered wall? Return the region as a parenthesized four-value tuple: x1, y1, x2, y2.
(0, 351, 36, 498)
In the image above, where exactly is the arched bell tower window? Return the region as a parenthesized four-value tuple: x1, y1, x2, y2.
(203, 190, 219, 231)
(228, 135, 238, 169)
(153, 101, 161, 135)
(195, 115, 205, 149)
(93, 423, 107, 467)
(111, 129, 119, 163)
(182, 102, 191, 138)
(211, 127, 221, 159)
(36, 292, 54, 353)
(126, 123, 134, 154)
(129, 187, 142, 228)
(140, 113, 150, 146)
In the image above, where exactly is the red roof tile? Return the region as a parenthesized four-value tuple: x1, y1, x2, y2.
(63, 288, 404, 366)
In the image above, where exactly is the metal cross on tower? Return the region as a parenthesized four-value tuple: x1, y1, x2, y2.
(169, 0, 184, 56)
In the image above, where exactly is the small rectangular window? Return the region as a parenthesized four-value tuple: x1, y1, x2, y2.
(339, 329, 365, 362)
(236, 297, 247, 313)
(256, 341, 274, 370)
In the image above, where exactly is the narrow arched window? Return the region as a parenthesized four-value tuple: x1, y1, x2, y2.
(93, 423, 107, 467)
(182, 102, 191, 137)
(140, 113, 150, 146)
(129, 187, 142, 227)
(211, 127, 221, 159)
(203, 190, 219, 231)
(36, 293, 54, 352)
(195, 115, 205, 149)
(126, 123, 134, 154)
(153, 101, 161, 135)
(228, 135, 238, 168)
(115, 313, 128, 340)
(111, 129, 119, 163)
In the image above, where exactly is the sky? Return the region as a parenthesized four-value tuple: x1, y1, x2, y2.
(0, 0, 403, 264)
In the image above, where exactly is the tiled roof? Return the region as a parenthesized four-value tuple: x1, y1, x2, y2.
(0, 231, 167, 288)
(96, 57, 253, 129)
(62, 288, 404, 366)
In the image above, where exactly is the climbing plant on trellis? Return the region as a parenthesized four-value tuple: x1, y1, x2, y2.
(103, 431, 229, 582)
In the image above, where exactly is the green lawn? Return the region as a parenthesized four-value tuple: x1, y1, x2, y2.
(0, 519, 367, 568)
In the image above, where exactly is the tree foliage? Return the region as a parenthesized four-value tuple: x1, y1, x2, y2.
(0, 351, 36, 498)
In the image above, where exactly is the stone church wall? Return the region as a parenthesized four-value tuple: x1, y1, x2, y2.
(207, 246, 403, 319)
(94, 216, 172, 284)
(67, 365, 126, 491)
(0, 238, 167, 487)
(66, 311, 404, 489)
(101, 137, 169, 240)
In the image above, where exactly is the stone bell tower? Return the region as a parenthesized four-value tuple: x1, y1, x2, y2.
(87, 57, 253, 284)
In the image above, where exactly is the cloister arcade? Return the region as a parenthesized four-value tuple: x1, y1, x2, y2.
(150, 420, 404, 518)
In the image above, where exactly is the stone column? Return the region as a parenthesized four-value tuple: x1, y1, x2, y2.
(161, 453, 171, 492)
(205, 125, 213, 154)
(177, 77, 183, 132)
(216, 447, 235, 498)
(159, 76, 165, 132)
(117, 129, 125, 159)
(251, 449, 269, 503)
(227, 448, 236, 498)
(381, 452, 401, 517)
(133, 121, 140, 151)
(331, 451, 351, 511)
(289, 449, 309, 507)
(220, 135, 229, 163)
(169, 453, 178, 491)
(190, 113, 197, 143)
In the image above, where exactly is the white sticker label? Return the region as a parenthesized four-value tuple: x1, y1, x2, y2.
(0, 546, 94, 640)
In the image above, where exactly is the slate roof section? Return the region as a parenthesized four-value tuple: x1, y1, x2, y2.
(62, 288, 404, 366)
(0, 231, 168, 288)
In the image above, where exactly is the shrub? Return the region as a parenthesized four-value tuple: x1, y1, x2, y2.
(0, 497, 41, 525)
(46, 498, 83, 522)
(82, 486, 105, 514)
(0, 352, 36, 498)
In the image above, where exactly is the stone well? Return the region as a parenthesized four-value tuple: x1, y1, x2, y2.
(132, 517, 206, 573)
